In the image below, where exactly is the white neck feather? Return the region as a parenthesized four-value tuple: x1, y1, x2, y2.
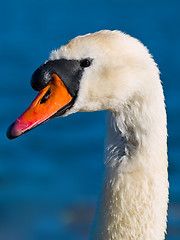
(91, 79, 168, 240)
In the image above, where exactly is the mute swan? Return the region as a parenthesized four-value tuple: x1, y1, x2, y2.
(7, 30, 168, 240)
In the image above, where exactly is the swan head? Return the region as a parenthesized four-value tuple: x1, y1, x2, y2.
(7, 30, 158, 139)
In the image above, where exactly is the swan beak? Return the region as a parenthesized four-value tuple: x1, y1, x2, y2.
(7, 74, 73, 140)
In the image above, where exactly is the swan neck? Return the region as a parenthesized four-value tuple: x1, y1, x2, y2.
(91, 92, 168, 240)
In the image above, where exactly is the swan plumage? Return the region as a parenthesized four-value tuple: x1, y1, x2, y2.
(7, 30, 168, 240)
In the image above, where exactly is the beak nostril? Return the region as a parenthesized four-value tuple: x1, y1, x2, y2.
(40, 89, 51, 104)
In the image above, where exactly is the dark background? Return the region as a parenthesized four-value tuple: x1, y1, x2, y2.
(0, 0, 179, 239)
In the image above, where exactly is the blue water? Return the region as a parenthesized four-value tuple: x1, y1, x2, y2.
(0, 0, 180, 239)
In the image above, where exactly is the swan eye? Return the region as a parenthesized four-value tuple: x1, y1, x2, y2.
(80, 59, 92, 68)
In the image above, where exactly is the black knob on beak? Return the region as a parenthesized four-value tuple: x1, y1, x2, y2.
(31, 62, 52, 91)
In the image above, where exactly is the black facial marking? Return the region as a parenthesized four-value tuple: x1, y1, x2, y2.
(31, 59, 84, 98)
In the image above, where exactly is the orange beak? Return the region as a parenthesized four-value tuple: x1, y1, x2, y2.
(7, 74, 73, 139)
